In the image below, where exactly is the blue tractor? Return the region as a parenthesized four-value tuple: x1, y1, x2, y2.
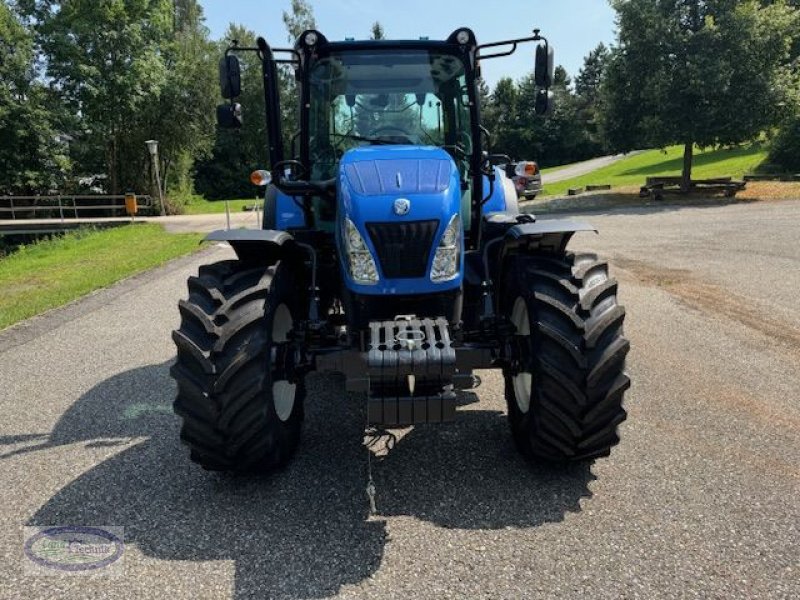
(171, 28, 630, 475)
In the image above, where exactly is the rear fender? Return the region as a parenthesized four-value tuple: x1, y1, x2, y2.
(204, 229, 301, 265)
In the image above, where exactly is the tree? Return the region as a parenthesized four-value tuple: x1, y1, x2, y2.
(0, 1, 69, 195)
(282, 0, 316, 42)
(768, 50, 800, 171)
(601, 0, 798, 190)
(147, 0, 217, 197)
(575, 43, 610, 102)
(20, 0, 174, 193)
(766, 1, 800, 171)
(574, 43, 610, 151)
(371, 21, 385, 40)
(477, 77, 497, 144)
(18, 0, 216, 201)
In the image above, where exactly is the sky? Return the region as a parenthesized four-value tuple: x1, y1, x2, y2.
(199, 0, 617, 88)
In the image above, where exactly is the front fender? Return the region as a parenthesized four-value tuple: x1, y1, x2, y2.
(204, 229, 297, 264)
(504, 220, 597, 254)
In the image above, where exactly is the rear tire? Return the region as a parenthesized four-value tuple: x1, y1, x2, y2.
(501, 252, 630, 462)
(170, 260, 306, 473)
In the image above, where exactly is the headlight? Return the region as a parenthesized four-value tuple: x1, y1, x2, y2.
(431, 215, 461, 282)
(344, 219, 379, 285)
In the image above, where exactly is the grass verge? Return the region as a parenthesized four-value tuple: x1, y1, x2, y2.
(181, 195, 260, 215)
(542, 144, 768, 197)
(0, 224, 202, 330)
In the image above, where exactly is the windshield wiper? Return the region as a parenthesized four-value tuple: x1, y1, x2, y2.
(331, 133, 396, 146)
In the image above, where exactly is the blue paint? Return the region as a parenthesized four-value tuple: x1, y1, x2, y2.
(481, 167, 509, 214)
(275, 189, 306, 230)
(336, 146, 464, 295)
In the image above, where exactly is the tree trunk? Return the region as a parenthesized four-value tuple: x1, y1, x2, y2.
(108, 137, 119, 196)
(681, 141, 693, 193)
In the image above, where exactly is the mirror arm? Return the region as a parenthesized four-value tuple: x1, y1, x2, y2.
(479, 125, 493, 153)
(480, 154, 511, 207)
(227, 44, 300, 63)
(476, 31, 547, 61)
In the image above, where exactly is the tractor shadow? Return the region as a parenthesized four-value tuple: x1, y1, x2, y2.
(23, 361, 594, 599)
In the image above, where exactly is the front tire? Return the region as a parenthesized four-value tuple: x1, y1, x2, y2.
(170, 260, 306, 473)
(502, 252, 630, 462)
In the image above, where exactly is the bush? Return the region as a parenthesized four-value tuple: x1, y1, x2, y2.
(769, 115, 800, 173)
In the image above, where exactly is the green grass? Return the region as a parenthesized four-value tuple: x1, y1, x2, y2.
(541, 144, 768, 197)
(181, 195, 260, 215)
(0, 224, 202, 330)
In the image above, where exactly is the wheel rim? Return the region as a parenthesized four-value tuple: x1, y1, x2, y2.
(271, 303, 296, 422)
(510, 296, 532, 414)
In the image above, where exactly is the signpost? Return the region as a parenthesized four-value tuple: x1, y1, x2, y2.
(145, 140, 166, 217)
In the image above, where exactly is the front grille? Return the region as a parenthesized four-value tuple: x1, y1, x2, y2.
(366, 220, 439, 279)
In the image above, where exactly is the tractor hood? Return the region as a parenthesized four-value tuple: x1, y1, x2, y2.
(337, 146, 464, 296)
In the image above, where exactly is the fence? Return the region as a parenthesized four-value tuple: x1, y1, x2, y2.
(0, 195, 154, 221)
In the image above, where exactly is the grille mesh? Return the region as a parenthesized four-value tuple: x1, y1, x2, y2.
(366, 220, 439, 279)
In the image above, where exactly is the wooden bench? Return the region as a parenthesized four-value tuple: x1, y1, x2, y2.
(639, 177, 746, 200)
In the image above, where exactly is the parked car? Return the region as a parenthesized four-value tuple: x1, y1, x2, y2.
(504, 161, 542, 200)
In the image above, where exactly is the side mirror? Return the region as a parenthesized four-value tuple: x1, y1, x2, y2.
(482, 153, 512, 176)
(534, 90, 555, 116)
(534, 43, 554, 88)
(217, 103, 243, 129)
(219, 55, 241, 99)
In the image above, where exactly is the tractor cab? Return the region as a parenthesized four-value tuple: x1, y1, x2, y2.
(304, 33, 478, 230)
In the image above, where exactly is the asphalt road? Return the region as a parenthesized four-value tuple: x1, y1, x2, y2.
(1, 199, 798, 599)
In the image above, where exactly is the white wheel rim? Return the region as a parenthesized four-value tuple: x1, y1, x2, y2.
(273, 380, 297, 422)
(271, 303, 296, 422)
(510, 296, 532, 414)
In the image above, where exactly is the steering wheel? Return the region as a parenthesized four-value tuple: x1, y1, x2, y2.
(456, 131, 474, 156)
(311, 143, 340, 169)
(368, 125, 416, 144)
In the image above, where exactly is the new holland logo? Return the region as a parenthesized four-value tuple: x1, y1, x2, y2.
(393, 198, 411, 216)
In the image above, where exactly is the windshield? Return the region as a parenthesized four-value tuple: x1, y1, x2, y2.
(307, 49, 473, 179)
